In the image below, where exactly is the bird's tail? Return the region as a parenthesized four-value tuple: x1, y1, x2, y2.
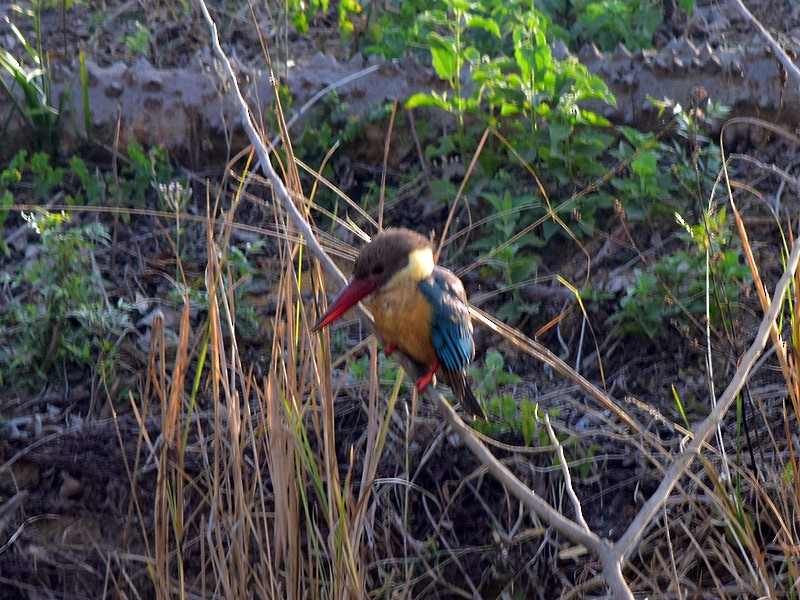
(445, 370, 485, 419)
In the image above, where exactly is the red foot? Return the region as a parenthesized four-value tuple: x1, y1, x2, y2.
(384, 342, 396, 356)
(414, 360, 439, 393)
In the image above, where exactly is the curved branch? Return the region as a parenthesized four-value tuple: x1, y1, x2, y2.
(615, 234, 800, 561)
(732, 0, 800, 89)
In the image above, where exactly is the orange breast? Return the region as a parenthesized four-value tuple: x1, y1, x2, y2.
(368, 283, 437, 367)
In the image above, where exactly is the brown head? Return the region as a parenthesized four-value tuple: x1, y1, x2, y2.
(313, 228, 434, 330)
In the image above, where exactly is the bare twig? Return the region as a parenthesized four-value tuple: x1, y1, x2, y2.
(732, 0, 800, 90)
(616, 234, 800, 562)
(545, 414, 589, 532)
(425, 385, 633, 598)
(196, 0, 345, 288)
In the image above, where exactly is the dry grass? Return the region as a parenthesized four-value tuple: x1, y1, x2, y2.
(3, 4, 800, 600)
(95, 106, 800, 598)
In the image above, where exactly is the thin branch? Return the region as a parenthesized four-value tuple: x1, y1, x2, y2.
(732, 0, 800, 90)
(425, 386, 632, 599)
(196, 0, 345, 288)
(545, 414, 589, 532)
(271, 63, 381, 153)
(615, 233, 800, 562)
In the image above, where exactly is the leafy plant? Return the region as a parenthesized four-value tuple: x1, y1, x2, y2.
(66, 143, 173, 211)
(469, 350, 545, 445)
(471, 189, 544, 321)
(163, 238, 263, 342)
(0, 150, 26, 255)
(368, 0, 613, 324)
(121, 141, 172, 205)
(609, 126, 682, 223)
(348, 354, 412, 393)
(405, 0, 615, 163)
(0, 3, 62, 155)
(477, 394, 546, 442)
(605, 98, 735, 343)
(0, 211, 133, 390)
(538, 0, 695, 51)
(29, 150, 64, 199)
(69, 155, 107, 205)
(470, 350, 522, 393)
(609, 205, 751, 342)
(122, 21, 151, 57)
(571, 0, 663, 51)
(609, 99, 728, 224)
(285, 0, 363, 43)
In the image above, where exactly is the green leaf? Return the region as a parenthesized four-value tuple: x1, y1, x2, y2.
(782, 461, 795, 485)
(509, 256, 538, 284)
(405, 92, 451, 111)
(466, 16, 501, 38)
(463, 46, 481, 66)
(677, 0, 694, 15)
(500, 102, 519, 116)
(631, 150, 658, 180)
(548, 120, 573, 149)
(580, 111, 611, 127)
(0, 190, 12, 253)
(521, 399, 536, 446)
(485, 350, 504, 372)
(428, 34, 457, 82)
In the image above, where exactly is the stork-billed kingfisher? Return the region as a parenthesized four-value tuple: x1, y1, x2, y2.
(313, 227, 484, 419)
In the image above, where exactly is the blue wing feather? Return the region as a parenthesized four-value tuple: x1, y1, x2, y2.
(418, 267, 474, 372)
(419, 266, 484, 418)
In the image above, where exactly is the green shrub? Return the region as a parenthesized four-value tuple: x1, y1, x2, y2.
(0, 211, 133, 390)
(610, 205, 751, 342)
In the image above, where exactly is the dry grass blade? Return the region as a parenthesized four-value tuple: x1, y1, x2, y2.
(617, 233, 800, 560)
(191, 2, 800, 597)
(196, 1, 631, 596)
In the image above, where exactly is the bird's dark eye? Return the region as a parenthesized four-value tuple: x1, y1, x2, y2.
(372, 264, 384, 276)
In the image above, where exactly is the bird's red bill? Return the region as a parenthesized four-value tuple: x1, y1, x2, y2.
(313, 277, 381, 331)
